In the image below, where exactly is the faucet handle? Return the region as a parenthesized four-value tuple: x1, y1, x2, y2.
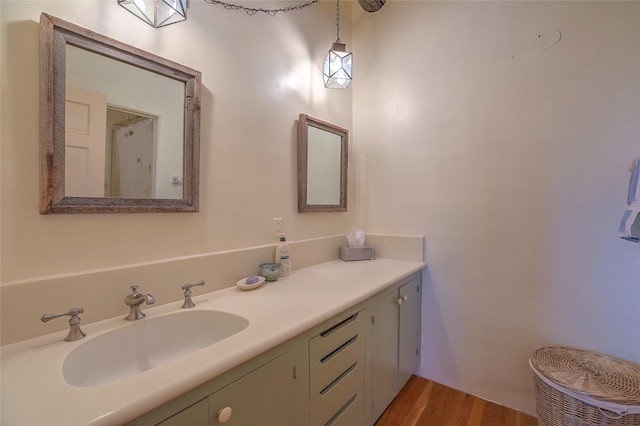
(181, 280, 205, 293)
(41, 307, 84, 322)
(41, 307, 86, 341)
(181, 280, 205, 309)
(130, 285, 139, 294)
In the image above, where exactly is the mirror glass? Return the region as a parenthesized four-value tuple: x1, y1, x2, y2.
(65, 45, 184, 200)
(297, 114, 348, 212)
(40, 13, 201, 214)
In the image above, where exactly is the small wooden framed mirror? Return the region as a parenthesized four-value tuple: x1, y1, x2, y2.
(297, 114, 348, 213)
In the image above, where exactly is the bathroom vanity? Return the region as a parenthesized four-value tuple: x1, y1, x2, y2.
(1, 258, 424, 425)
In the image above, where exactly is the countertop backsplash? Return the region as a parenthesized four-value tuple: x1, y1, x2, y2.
(0, 234, 424, 345)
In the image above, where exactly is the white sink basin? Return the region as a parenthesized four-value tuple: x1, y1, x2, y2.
(63, 310, 249, 387)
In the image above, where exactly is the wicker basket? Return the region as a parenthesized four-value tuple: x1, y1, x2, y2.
(530, 346, 640, 426)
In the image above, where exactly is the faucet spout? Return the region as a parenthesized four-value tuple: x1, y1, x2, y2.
(124, 285, 155, 320)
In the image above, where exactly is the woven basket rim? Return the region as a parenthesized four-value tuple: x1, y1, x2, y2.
(531, 345, 640, 405)
(533, 370, 640, 426)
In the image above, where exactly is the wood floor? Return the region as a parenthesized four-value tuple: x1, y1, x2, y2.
(374, 375, 538, 426)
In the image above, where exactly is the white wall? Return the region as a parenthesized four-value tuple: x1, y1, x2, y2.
(0, 0, 354, 284)
(353, 0, 640, 415)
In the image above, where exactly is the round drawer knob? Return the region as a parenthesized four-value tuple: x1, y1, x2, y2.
(218, 406, 232, 423)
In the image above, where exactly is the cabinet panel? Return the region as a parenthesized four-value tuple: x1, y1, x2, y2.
(371, 273, 422, 423)
(156, 398, 208, 426)
(208, 350, 295, 426)
(399, 279, 421, 388)
(371, 289, 401, 421)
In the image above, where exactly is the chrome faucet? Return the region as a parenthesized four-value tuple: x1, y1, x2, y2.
(181, 280, 205, 309)
(124, 285, 155, 320)
(41, 307, 86, 341)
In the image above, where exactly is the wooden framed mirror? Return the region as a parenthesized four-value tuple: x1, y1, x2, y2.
(39, 13, 201, 214)
(297, 114, 348, 213)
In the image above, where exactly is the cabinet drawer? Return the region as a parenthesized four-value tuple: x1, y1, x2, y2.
(325, 389, 364, 426)
(310, 357, 364, 426)
(310, 332, 364, 397)
(310, 310, 364, 366)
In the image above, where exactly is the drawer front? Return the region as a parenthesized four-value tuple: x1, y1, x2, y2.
(310, 331, 364, 397)
(310, 310, 365, 366)
(325, 389, 364, 426)
(310, 357, 364, 426)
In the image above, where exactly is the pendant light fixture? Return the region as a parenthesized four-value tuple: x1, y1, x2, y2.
(118, 0, 187, 28)
(323, 0, 352, 89)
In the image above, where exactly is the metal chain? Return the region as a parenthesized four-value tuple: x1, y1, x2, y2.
(335, 0, 341, 42)
(203, 0, 319, 16)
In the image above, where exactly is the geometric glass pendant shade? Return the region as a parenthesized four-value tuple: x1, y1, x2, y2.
(323, 42, 353, 90)
(118, 0, 187, 28)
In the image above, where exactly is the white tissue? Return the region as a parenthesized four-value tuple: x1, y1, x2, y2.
(347, 230, 365, 248)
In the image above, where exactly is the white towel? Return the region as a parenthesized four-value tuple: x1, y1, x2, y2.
(619, 202, 640, 242)
(619, 156, 640, 242)
(628, 155, 640, 204)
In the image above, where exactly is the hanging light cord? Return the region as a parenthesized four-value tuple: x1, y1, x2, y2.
(335, 0, 341, 42)
(203, 0, 319, 16)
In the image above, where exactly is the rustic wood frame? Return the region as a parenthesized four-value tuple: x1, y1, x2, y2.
(39, 13, 201, 214)
(297, 114, 348, 213)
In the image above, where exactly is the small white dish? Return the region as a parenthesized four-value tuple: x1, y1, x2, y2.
(236, 276, 265, 291)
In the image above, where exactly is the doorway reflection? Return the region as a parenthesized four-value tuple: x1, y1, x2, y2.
(106, 108, 157, 198)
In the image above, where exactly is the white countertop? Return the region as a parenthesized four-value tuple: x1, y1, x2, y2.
(1, 258, 424, 425)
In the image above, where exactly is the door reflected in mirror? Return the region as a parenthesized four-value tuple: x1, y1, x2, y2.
(64, 94, 163, 199)
(297, 114, 348, 213)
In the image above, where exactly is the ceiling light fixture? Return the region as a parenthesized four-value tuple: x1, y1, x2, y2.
(118, 0, 187, 28)
(323, 0, 352, 90)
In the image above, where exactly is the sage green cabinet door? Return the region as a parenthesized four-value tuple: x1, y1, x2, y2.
(157, 398, 208, 426)
(371, 274, 422, 423)
(398, 278, 421, 389)
(371, 288, 400, 422)
(208, 350, 295, 426)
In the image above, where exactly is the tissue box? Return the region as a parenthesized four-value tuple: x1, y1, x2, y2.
(339, 246, 375, 261)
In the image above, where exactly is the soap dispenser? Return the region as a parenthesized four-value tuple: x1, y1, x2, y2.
(275, 234, 291, 277)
